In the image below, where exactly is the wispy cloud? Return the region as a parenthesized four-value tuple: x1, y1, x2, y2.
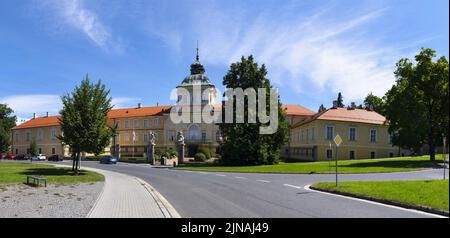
(111, 97, 142, 109)
(35, 0, 122, 52)
(143, 1, 426, 103)
(0, 94, 62, 118)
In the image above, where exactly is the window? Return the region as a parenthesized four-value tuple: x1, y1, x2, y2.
(216, 131, 221, 142)
(125, 120, 130, 128)
(51, 128, 57, 140)
(26, 131, 30, 142)
(202, 132, 206, 141)
(52, 148, 56, 155)
(349, 127, 356, 141)
(37, 129, 43, 141)
(124, 133, 130, 141)
(15, 149, 18, 154)
(177, 95, 182, 103)
(306, 129, 309, 143)
(115, 134, 120, 142)
(389, 132, 394, 144)
(389, 152, 394, 158)
(115, 120, 120, 129)
(301, 130, 304, 141)
(38, 148, 42, 154)
(154, 132, 158, 142)
(311, 127, 315, 141)
(370, 129, 377, 142)
(370, 151, 376, 159)
(349, 150, 355, 160)
(15, 132, 19, 143)
(326, 126, 334, 140)
(153, 118, 159, 128)
(134, 119, 139, 128)
(326, 149, 333, 159)
(143, 119, 148, 129)
(143, 133, 148, 142)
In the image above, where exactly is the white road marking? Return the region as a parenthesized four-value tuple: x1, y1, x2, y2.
(284, 184, 303, 189)
(235, 176, 247, 179)
(199, 172, 209, 174)
(303, 185, 446, 218)
(256, 180, 270, 183)
(215, 174, 226, 177)
(183, 170, 193, 173)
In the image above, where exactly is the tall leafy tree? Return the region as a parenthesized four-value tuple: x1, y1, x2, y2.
(0, 104, 16, 154)
(59, 75, 117, 173)
(219, 55, 290, 165)
(385, 48, 449, 161)
(364, 92, 386, 114)
(28, 140, 38, 157)
(337, 92, 344, 107)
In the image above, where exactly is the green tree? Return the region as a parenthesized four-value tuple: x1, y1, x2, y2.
(59, 75, 117, 174)
(0, 104, 16, 154)
(364, 92, 386, 114)
(219, 55, 290, 165)
(385, 48, 449, 161)
(28, 140, 38, 157)
(337, 92, 344, 107)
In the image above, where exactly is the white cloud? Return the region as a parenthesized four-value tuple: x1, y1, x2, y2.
(111, 97, 142, 109)
(36, 0, 121, 52)
(0, 94, 62, 118)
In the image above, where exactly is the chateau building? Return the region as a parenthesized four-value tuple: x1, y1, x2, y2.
(10, 50, 397, 161)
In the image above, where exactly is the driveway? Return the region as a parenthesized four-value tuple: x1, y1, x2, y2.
(51, 160, 447, 218)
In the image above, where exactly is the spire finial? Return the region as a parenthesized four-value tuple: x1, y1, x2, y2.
(196, 40, 199, 61)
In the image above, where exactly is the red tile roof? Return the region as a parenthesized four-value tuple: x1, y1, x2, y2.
(282, 104, 315, 116)
(13, 116, 61, 129)
(107, 105, 172, 119)
(293, 108, 387, 128)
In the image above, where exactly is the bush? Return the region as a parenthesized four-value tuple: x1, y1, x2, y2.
(198, 148, 211, 160)
(194, 153, 206, 162)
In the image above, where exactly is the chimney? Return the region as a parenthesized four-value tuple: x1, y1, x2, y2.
(332, 100, 338, 109)
(46, 112, 49, 117)
(351, 102, 356, 109)
(137, 103, 142, 109)
(33, 113, 37, 119)
(157, 102, 159, 106)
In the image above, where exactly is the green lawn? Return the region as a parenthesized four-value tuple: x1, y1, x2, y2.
(0, 162, 104, 185)
(312, 180, 449, 212)
(175, 155, 445, 174)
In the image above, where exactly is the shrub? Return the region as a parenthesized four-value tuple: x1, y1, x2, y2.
(194, 153, 206, 162)
(198, 148, 211, 160)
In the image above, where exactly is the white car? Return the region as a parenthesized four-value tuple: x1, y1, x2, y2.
(32, 154, 46, 161)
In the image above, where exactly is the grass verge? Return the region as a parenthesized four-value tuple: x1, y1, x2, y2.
(311, 180, 449, 215)
(0, 162, 104, 185)
(175, 155, 445, 174)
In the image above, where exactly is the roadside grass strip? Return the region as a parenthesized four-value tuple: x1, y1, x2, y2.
(0, 162, 104, 185)
(175, 155, 445, 174)
(311, 180, 449, 216)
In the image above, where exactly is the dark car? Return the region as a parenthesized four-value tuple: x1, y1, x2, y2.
(100, 156, 118, 164)
(48, 155, 63, 161)
(15, 154, 31, 160)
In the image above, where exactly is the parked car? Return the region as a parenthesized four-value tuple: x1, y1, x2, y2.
(4, 154, 16, 160)
(100, 156, 118, 164)
(31, 154, 46, 161)
(0, 154, 5, 159)
(48, 155, 63, 161)
(15, 154, 27, 160)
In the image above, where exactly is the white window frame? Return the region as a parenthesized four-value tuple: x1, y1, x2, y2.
(348, 127, 357, 141)
(125, 120, 130, 129)
(311, 127, 315, 141)
(15, 132, 19, 143)
(152, 118, 159, 128)
(133, 119, 139, 129)
(325, 125, 334, 140)
(115, 120, 120, 129)
(143, 119, 148, 129)
(370, 129, 377, 142)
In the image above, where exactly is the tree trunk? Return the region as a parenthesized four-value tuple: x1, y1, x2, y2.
(429, 130, 435, 162)
(75, 152, 80, 175)
(72, 153, 76, 171)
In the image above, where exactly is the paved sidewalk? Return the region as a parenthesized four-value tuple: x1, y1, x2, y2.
(86, 168, 180, 218)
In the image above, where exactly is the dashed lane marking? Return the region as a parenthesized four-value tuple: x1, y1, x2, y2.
(284, 184, 303, 189)
(256, 180, 270, 183)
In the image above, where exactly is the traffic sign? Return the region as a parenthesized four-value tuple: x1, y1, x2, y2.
(334, 134, 342, 147)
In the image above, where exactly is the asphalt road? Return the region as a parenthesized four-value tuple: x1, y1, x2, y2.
(57, 160, 448, 218)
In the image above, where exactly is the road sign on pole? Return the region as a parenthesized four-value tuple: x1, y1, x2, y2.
(334, 134, 342, 187)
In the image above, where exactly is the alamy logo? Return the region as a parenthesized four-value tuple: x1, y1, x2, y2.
(169, 85, 279, 134)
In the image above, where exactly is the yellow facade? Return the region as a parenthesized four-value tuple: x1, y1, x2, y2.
(11, 126, 68, 156)
(285, 117, 398, 161)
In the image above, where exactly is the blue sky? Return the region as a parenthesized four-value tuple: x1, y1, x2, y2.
(0, 0, 448, 122)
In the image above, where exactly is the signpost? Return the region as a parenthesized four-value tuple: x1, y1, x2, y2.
(333, 134, 342, 187)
